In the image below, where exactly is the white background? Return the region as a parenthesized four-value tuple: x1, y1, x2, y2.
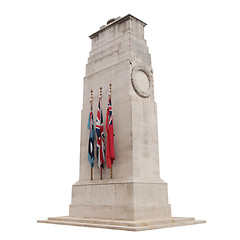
(0, 0, 240, 239)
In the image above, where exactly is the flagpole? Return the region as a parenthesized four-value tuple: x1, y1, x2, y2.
(100, 86, 103, 180)
(110, 83, 113, 179)
(90, 90, 93, 181)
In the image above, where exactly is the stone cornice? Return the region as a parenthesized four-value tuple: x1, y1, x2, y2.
(89, 14, 147, 39)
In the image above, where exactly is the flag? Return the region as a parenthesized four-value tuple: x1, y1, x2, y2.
(96, 96, 105, 169)
(106, 93, 115, 168)
(87, 99, 95, 168)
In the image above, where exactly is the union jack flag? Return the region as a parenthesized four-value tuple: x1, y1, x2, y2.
(96, 95, 105, 169)
(106, 93, 115, 168)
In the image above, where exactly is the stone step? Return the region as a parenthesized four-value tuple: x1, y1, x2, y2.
(48, 216, 195, 226)
(38, 217, 206, 231)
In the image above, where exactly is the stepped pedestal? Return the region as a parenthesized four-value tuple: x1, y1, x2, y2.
(38, 217, 205, 231)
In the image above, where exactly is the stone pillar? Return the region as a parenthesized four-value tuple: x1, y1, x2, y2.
(69, 14, 171, 221)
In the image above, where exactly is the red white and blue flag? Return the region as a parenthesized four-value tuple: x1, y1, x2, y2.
(106, 93, 115, 168)
(96, 96, 105, 169)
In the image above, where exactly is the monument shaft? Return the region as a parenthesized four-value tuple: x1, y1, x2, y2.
(69, 14, 171, 220)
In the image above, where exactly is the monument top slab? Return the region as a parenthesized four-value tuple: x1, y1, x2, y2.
(89, 14, 147, 39)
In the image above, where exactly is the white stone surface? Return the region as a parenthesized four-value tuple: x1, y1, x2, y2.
(38, 216, 206, 231)
(134, 70, 149, 92)
(38, 14, 205, 230)
(68, 14, 170, 221)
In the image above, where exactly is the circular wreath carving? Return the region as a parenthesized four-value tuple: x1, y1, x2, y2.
(131, 65, 153, 98)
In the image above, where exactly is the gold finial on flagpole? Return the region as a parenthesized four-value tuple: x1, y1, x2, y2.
(91, 89, 93, 101)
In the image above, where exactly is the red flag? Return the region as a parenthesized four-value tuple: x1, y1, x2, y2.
(106, 93, 115, 168)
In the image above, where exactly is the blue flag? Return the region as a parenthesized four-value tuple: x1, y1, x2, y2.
(87, 100, 95, 168)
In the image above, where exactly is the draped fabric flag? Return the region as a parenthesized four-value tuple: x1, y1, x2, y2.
(87, 99, 95, 168)
(96, 96, 105, 169)
(106, 93, 115, 168)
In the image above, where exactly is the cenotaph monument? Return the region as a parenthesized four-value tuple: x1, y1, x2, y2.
(38, 14, 206, 230)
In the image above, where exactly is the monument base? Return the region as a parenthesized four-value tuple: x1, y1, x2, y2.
(38, 216, 206, 231)
(38, 178, 206, 230)
(69, 178, 172, 221)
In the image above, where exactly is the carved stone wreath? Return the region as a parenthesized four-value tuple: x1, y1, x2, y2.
(131, 65, 153, 98)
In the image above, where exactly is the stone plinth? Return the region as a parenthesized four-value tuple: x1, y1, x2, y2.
(38, 217, 206, 231)
(70, 178, 171, 221)
(38, 14, 206, 230)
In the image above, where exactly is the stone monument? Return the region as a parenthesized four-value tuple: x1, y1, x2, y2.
(38, 14, 206, 231)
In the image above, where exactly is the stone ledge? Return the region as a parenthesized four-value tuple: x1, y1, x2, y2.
(38, 216, 206, 231)
(73, 177, 167, 186)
